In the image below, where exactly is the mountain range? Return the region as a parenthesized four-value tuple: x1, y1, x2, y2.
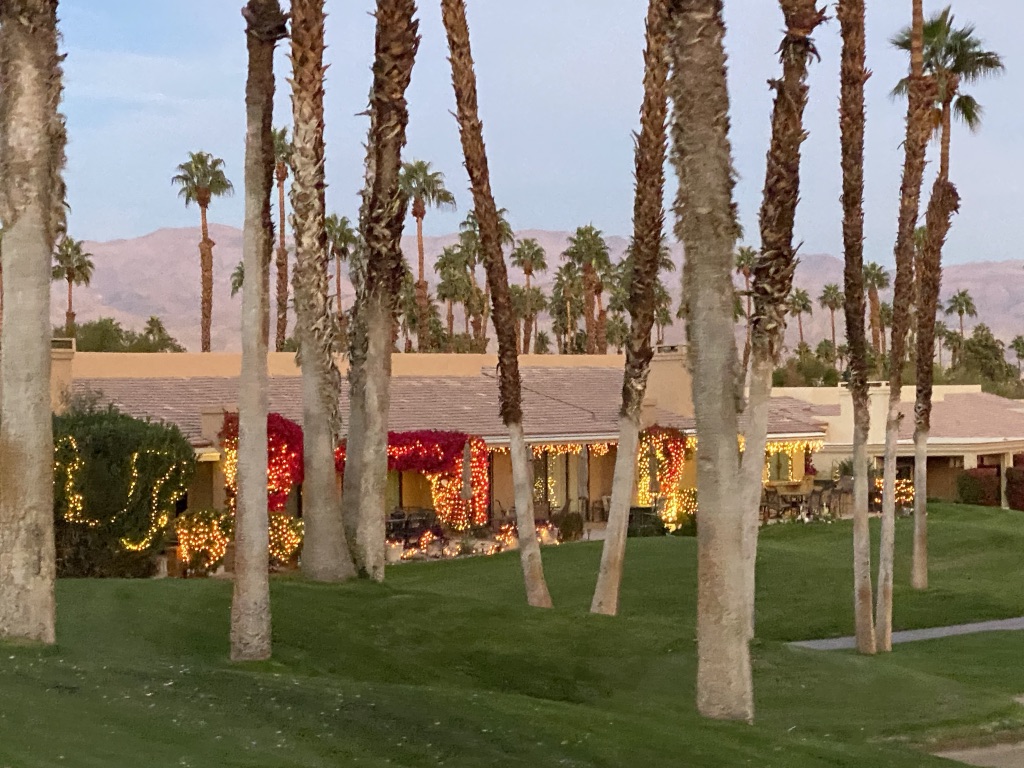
(56, 225, 1024, 353)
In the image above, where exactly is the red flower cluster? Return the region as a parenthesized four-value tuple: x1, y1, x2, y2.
(220, 412, 305, 512)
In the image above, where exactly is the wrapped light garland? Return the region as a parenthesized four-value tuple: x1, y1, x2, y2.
(874, 477, 915, 507)
(636, 427, 691, 530)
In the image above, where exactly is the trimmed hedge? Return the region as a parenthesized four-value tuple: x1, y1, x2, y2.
(956, 468, 1000, 507)
(1006, 467, 1024, 511)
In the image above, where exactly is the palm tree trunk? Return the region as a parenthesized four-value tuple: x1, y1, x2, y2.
(232, 0, 285, 663)
(291, 0, 356, 583)
(940, 99, 953, 182)
(275, 172, 289, 351)
(797, 314, 804, 345)
(65, 276, 74, 336)
(671, 0, 752, 722)
(838, 0, 875, 654)
(830, 309, 836, 350)
(912, 179, 960, 591)
(335, 257, 343, 319)
(340, 0, 418, 583)
(878, 0, 935, 654)
(0, 0, 62, 644)
(591, 0, 669, 617)
(199, 204, 214, 352)
(414, 214, 430, 351)
(442, 0, 552, 608)
(959, 313, 964, 340)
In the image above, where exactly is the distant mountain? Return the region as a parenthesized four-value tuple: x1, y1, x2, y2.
(56, 225, 1024, 353)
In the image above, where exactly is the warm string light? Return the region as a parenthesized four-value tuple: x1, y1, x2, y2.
(268, 512, 304, 563)
(53, 436, 93, 527)
(121, 450, 191, 552)
(874, 477, 915, 507)
(636, 427, 691, 531)
(763, 439, 826, 484)
(175, 512, 232, 571)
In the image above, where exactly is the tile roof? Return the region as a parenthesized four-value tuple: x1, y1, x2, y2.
(73, 367, 826, 448)
(898, 392, 1024, 442)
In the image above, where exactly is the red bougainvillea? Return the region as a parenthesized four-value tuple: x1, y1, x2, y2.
(335, 430, 490, 529)
(220, 412, 304, 512)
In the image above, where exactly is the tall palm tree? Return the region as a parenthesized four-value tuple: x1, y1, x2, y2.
(591, 0, 670, 617)
(736, 0, 827, 657)
(838, 0, 876, 655)
(552, 260, 583, 353)
(735, 246, 757, 380)
(442, 0, 553, 607)
(340, 0, 419, 583)
(435, 244, 472, 342)
(0, 0, 65, 645)
(863, 261, 890, 359)
(892, 7, 1004, 181)
(51, 237, 94, 336)
(230, 260, 246, 298)
(272, 126, 292, 351)
(819, 283, 843, 353)
(934, 320, 949, 368)
(562, 225, 612, 354)
(232, 0, 286, 663)
(877, 0, 933, 655)
(510, 238, 547, 353)
(290, 0, 357, 585)
(399, 160, 456, 351)
(459, 207, 513, 345)
(787, 288, 813, 346)
(533, 329, 551, 355)
(325, 212, 358, 347)
(671, 0, 753, 721)
(172, 151, 233, 353)
(945, 288, 976, 340)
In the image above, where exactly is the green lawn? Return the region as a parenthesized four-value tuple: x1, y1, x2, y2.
(2, 504, 1023, 767)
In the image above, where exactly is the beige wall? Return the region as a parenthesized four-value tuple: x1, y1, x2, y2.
(491, 451, 515, 515)
(927, 458, 960, 502)
(643, 348, 694, 420)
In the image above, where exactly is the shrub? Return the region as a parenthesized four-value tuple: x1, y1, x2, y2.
(1006, 467, 1024, 511)
(956, 468, 1000, 507)
(628, 506, 667, 538)
(552, 511, 584, 542)
(53, 403, 196, 577)
(174, 508, 233, 576)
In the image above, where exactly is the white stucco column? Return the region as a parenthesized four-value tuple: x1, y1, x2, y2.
(963, 453, 979, 470)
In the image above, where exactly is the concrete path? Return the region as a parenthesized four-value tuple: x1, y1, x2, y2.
(790, 617, 1024, 651)
(936, 743, 1024, 767)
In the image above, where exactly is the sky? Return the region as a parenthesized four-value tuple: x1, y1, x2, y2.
(60, 1, 1020, 266)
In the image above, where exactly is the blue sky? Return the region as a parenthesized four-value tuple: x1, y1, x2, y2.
(61, 1, 1020, 265)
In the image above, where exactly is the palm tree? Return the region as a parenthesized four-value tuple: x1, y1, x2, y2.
(671, 0, 754, 721)
(435, 245, 472, 342)
(533, 329, 552, 355)
(442, 0, 552, 608)
(272, 126, 292, 352)
(838, 0, 875, 654)
(787, 288, 813, 346)
(458, 207, 513, 345)
(325, 213, 358, 346)
(934, 320, 949, 368)
(230, 260, 246, 298)
(340, 0, 419, 583)
(511, 238, 548, 353)
(399, 160, 456, 351)
(1011, 336, 1024, 378)
(819, 283, 843, 353)
(877, 0, 932, 655)
(879, 301, 893, 347)
(863, 262, 890, 358)
(892, 6, 1004, 181)
(232, 0, 287, 663)
(51, 237, 94, 337)
(945, 288, 976, 340)
(552, 260, 584, 353)
(591, 0, 670, 617)
(0, 0, 64, 645)
(172, 151, 234, 353)
(735, 245, 757, 378)
(605, 313, 630, 354)
(290, 0, 357, 586)
(562, 225, 612, 354)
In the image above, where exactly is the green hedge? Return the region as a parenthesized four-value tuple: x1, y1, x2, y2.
(956, 468, 1000, 507)
(1006, 467, 1024, 511)
(53, 403, 196, 577)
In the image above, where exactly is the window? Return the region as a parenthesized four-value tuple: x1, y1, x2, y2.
(767, 452, 793, 483)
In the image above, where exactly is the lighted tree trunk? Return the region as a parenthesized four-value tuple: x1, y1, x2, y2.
(291, 0, 355, 582)
(441, 0, 552, 608)
(671, 0, 752, 722)
(840, 0, 875, 657)
(912, 178, 960, 591)
(591, 0, 669, 618)
(340, 0, 418, 583)
(232, 0, 286, 662)
(0, 0, 64, 645)
(878, 0, 934, 653)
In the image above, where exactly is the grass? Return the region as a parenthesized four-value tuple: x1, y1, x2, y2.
(1, 503, 1023, 766)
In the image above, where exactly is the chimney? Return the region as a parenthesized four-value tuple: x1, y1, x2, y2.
(200, 405, 237, 445)
(50, 338, 75, 413)
(643, 345, 693, 419)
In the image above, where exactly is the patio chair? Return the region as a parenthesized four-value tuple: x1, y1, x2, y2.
(761, 487, 785, 524)
(803, 489, 823, 520)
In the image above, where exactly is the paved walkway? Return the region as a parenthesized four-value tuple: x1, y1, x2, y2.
(790, 617, 1024, 651)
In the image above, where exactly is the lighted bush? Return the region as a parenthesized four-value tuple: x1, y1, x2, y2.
(175, 508, 233, 576)
(53, 403, 196, 578)
(956, 468, 1000, 507)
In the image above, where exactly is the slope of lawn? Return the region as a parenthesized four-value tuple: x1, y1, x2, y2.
(1, 503, 1022, 767)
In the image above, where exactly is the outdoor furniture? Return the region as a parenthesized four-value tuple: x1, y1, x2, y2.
(386, 510, 407, 540)
(761, 487, 785, 523)
(803, 489, 823, 519)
